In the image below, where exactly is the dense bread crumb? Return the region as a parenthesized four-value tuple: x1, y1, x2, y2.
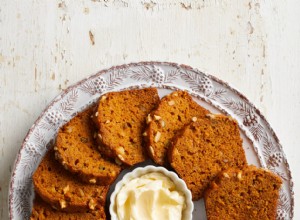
(145, 90, 210, 165)
(55, 106, 121, 185)
(30, 196, 106, 220)
(169, 114, 247, 200)
(204, 165, 282, 220)
(94, 88, 160, 166)
(33, 150, 109, 212)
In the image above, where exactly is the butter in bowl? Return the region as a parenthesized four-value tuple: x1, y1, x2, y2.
(109, 165, 194, 220)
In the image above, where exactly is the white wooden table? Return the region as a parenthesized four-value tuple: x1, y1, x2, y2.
(1, 0, 299, 219)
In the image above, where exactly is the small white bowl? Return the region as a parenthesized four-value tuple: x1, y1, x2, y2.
(109, 165, 193, 220)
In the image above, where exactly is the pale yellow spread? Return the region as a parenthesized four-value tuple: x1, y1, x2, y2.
(115, 172, 186, 220)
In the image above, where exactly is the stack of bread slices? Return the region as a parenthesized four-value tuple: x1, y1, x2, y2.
(31, 88, 282, 220)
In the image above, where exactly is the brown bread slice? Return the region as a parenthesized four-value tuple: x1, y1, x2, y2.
(33, 150, 109, 212)
(168, 114, 247, 200)
(55, 106, 121, 185)
(144, 90, 210, 165)
(94, 88, 160, 166)
(204, 165, 282, 220)
(30, 195, 106, 220)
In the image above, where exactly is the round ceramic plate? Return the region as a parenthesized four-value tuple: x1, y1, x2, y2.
(9, 62, 294, 220)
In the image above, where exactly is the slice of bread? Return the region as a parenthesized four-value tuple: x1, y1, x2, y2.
(144, 90, 210, 165)
(55, 106, 121, 185)
(33, 150, 109, 212)
(168, 114, 247, 200)
(30, 195, 106, 220)
(94, 88, 160, 166)
(204, 165, 282, 220)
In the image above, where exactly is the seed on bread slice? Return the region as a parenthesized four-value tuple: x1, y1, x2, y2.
(145, 90, 210, 165)
(30, 195, 106, 220)
(94, 88, 160, 166)
(168, 114, 247, 200)
(33, 150, 109, 212)
(55, 106, 121, 185)
(204, 165, 282, 220)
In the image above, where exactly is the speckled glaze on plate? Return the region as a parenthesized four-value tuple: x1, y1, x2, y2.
(9, 62, 294, 220)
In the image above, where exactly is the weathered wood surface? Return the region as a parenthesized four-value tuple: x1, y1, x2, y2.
(1, 0, 299, 219)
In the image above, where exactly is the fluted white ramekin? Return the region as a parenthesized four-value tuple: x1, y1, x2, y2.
(109, 165, 193, 220)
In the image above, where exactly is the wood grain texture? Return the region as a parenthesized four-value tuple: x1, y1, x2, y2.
(1, 0, 299, 219)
